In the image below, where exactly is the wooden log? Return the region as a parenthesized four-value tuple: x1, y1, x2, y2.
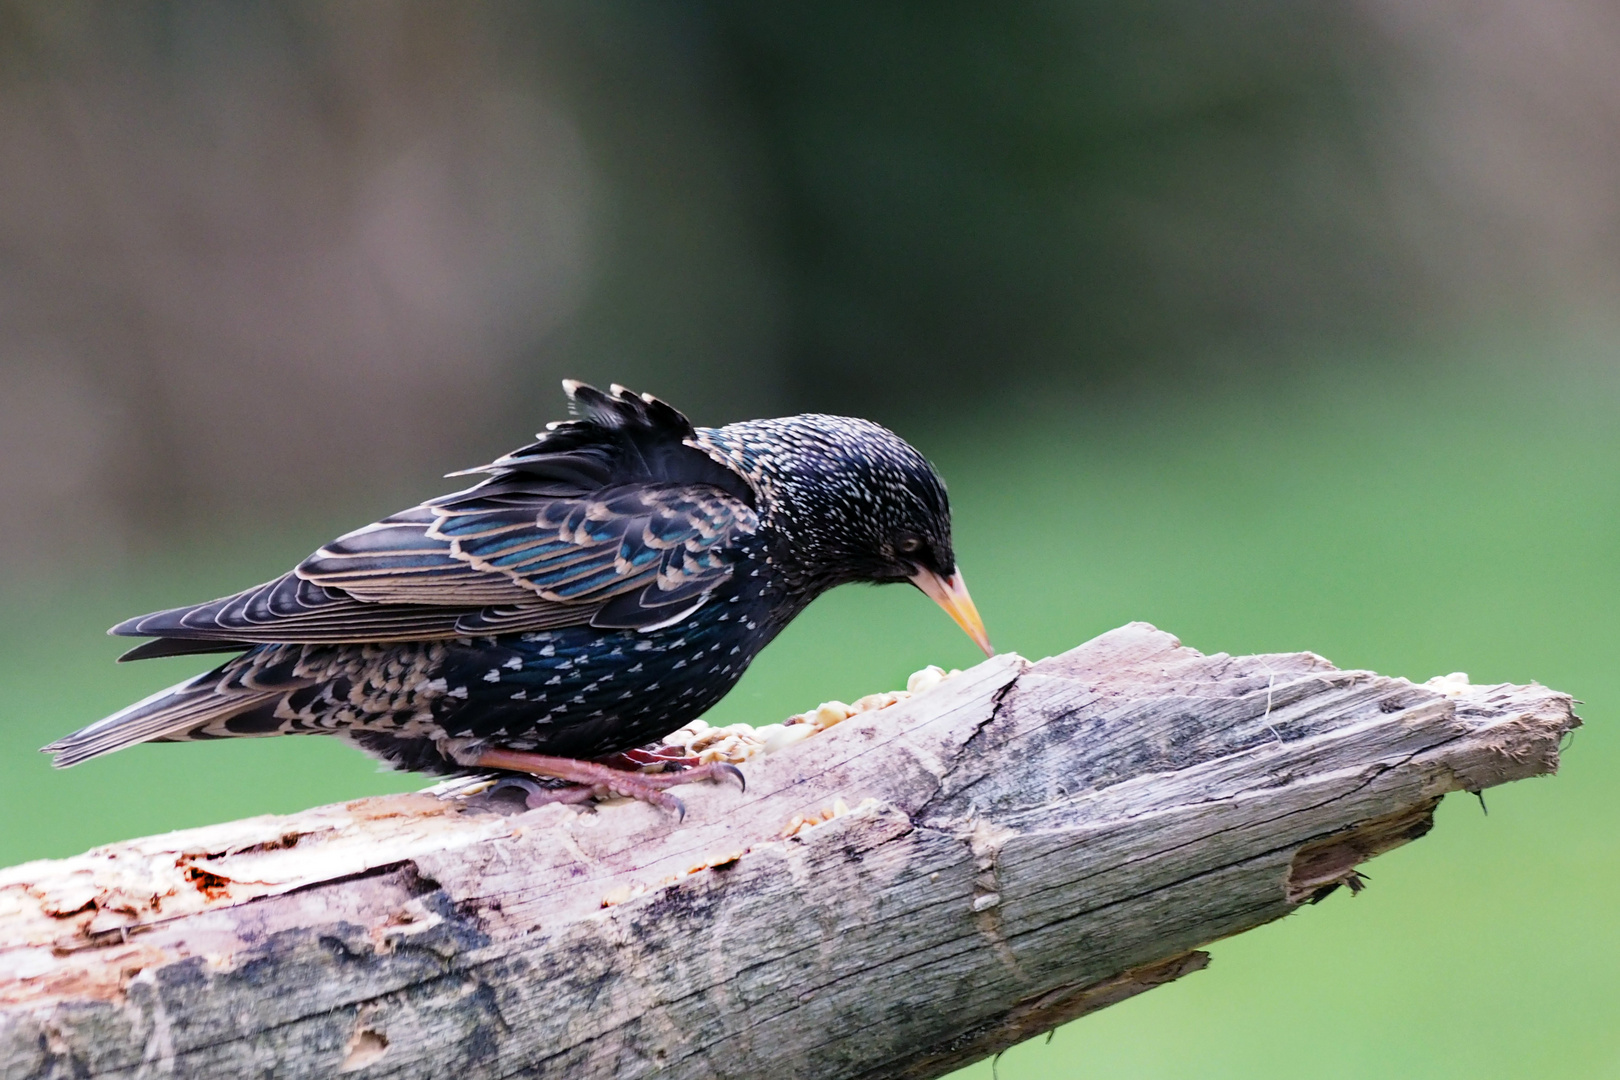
(0, 623, 1577, 1079)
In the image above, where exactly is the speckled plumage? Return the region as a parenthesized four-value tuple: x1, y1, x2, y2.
(47, 383, 980, 777)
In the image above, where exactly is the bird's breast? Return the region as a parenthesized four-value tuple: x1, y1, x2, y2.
(418, 585, 782, 757)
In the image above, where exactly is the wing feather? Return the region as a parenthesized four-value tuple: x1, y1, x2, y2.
(111, 383, 758, 652)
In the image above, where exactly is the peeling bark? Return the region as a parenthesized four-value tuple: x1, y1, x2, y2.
(0, 623, 1578, 1079)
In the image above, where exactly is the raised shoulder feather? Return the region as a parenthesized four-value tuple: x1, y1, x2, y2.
(111, 383, 758, 651)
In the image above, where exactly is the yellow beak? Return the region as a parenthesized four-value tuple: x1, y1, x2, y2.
(910, 568, 994, 657)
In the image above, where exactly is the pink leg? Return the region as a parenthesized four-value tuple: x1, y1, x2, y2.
(486, 777, 598, 809)
(599, 746, 703, 770)
(474, 749, 745, 819)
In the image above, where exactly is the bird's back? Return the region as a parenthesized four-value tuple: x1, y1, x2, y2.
(48, 384, 773, 769)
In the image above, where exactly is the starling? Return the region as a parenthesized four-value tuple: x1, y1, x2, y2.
(44, 382, 991, 812)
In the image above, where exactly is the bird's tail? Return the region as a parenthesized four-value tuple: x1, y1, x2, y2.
(42, 673, 277, 768)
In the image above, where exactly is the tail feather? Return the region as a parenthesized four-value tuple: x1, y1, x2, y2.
(43, 674, 277, 768)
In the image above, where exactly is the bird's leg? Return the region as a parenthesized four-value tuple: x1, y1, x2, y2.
(473, 749, 744, 819)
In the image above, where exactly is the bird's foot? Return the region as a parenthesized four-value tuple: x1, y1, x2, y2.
(598, 746, 704, 771)
(474, 749, 744, 819)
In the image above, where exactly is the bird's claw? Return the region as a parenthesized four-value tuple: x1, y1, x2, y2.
(488, 775, 546, 801)
(716, 762, 746, 793)
(631, 759, 746, 794)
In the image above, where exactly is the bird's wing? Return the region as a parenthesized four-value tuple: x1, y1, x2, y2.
(112, 384, 759, 652)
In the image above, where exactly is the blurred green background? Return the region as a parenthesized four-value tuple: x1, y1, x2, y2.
(2, 3, 1617, 1077)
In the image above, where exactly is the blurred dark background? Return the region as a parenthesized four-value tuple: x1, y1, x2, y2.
(3, 4, 1619, 1078)
(5, 0, 1618, 564)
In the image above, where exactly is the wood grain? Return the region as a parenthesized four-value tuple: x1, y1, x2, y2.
(0, 623, 1577, 1079)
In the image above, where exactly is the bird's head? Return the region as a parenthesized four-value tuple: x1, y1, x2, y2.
(696, 414, 993, 656)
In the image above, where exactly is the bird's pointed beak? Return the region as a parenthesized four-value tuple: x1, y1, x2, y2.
(910, 568, 994, 657)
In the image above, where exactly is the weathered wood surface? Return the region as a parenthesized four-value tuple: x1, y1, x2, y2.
(0, 623, 1577, 1079)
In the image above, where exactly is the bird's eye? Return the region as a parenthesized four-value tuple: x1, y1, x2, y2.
(895, 535, 924, 555)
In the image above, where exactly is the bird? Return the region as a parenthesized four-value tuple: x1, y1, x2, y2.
(43, 381, 992, 813)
